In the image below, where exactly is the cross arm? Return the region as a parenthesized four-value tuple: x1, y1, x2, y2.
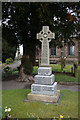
(48, 39, 51, 43)
(48, 32, 55, 39)
(37, 32, 43, 40)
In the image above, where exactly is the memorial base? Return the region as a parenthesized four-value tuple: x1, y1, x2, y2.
(27, 90, 60, 103)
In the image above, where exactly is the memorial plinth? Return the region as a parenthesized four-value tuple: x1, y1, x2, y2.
(27, 26, 60, 103)
(34, 74, 54, 85)
(27, 90, 60, 103)
(27, 66, 60, 103)
(38, 67, 52, 76)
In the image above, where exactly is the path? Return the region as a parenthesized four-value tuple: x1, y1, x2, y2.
(2, 80, 80, 91)
(58, 84, 79, 91)
(2, 60, 21, 70)
(2, 60, 80, 91)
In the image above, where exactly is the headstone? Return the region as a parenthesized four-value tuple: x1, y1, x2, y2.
(27, 26, 60, 103)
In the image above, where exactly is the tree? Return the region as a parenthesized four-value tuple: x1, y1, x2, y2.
(2, 2, 80, 81)
(2, 38, 17, 62)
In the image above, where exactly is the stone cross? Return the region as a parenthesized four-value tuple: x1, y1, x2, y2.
(37, 26, 55, 66)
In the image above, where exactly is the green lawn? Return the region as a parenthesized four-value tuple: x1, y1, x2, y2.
(2, 89, 79, 118)
(33, 64, 80, 74)
(55, 74, 79, 82)
(50, 64, 73, 73)
(2, 63, 80, 83)
(3, 64, 79, 82)
(33, 64, 80, 82)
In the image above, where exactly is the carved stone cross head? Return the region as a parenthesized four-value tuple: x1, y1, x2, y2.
(37, 26, 55, 66)
(37, 26, 55, 42)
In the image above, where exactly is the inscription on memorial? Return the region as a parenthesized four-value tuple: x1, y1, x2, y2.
(38, 67, 52, 75)
(33, 86, 41, 91)
(33, 86, 53, 91)
(34, 74, 54, 85)
(31, 82, 57, 96)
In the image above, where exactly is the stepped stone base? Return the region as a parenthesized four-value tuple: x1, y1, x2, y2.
(38, 67, 52, 76)
(34, 74, 54, 85)
(31, 82, 57, 96)
(27, 90, 60, 103)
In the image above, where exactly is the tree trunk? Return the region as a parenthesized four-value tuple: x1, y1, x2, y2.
(16, 41, 35, 82)
(17, 65, 34, 82)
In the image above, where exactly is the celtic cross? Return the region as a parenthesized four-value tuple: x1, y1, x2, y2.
(37, 26, 55, 66)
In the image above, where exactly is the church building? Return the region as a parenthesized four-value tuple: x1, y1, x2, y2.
(36, 38, 80, 64)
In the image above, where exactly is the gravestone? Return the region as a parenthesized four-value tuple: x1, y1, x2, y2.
(27, 26, 60, 103)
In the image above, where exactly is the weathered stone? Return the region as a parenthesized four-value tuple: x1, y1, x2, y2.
(27, 90, 60, 103)
(37, 26, 55, 66)
(34, 74, 54, 85)
(27, 26, 60, 103)
(38, 67, 52, 76)
(31, 82, 57, 96)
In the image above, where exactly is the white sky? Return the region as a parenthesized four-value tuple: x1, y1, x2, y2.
(19, 44, 23, 55)
(0, 20, 2, 26)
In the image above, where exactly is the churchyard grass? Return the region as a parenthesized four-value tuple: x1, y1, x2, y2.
(2, 64, 79, 82)
(33, 65, 80, 82)
(2, 89, 79, 118)
(33, 64, 80, 74)
(50, 64, 73, 73)
(55, 74, 79, 82)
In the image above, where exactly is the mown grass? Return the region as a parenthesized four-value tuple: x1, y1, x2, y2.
(33, 64, 80, 82)
(2, 89, 79, 118)
(55, 74, 79, 82)
(2, 64, 79, 82)
(33, 64, 80, 74)
(50, 64, 73, 73)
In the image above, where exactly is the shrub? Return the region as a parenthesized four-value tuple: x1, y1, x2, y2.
(13, 67, 18, 71)
(3, 66, 11, 73)
(60, 57, 66, 71)
(2, 39, 17, 63)
(5, 57, 13, 64)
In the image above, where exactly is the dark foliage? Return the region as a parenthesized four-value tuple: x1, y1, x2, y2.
(2, 2, 80, 74)
(2, 39, 17, 62)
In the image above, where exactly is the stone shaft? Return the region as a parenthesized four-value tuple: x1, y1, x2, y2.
(38, 67, 52, 76)
(31, 82, 57, 96)
(41, 39, 49, 66)
(34, 74, 54, 85)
